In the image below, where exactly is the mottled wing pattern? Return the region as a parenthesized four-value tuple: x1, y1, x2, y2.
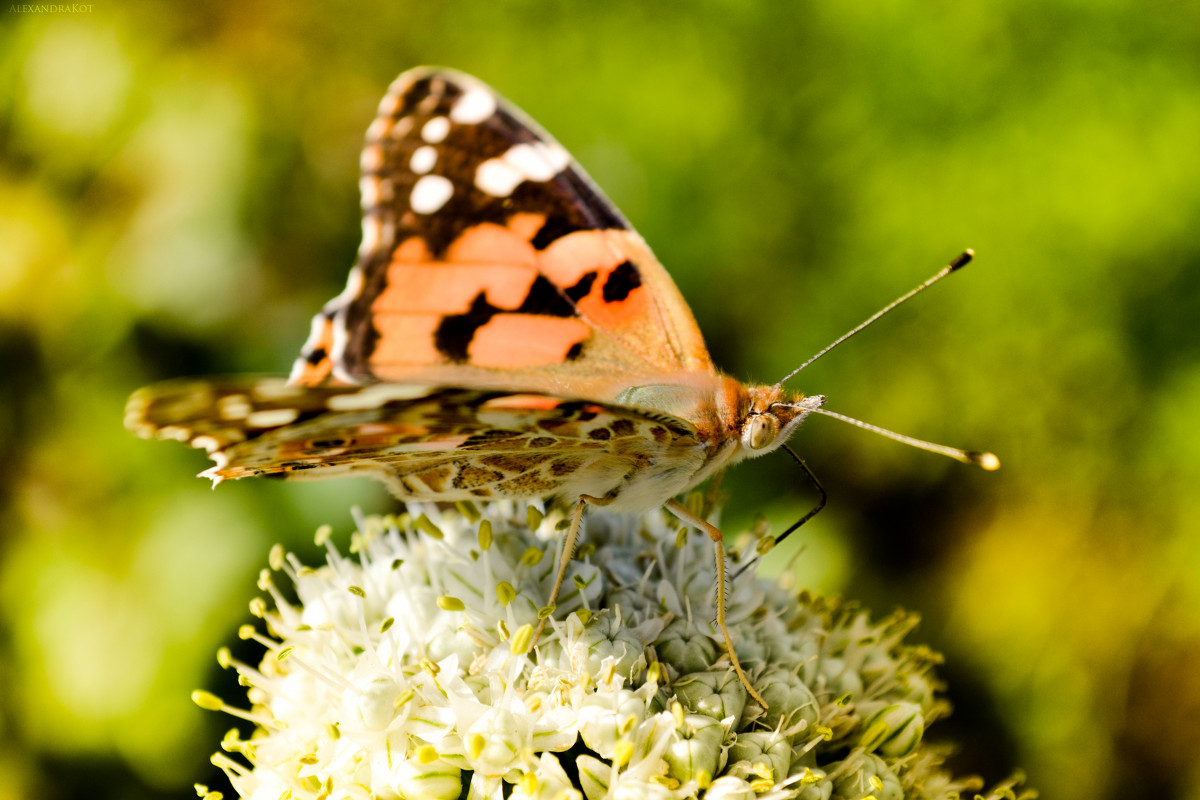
(291, 67, 713, 396)
(126, 378, 702, 502)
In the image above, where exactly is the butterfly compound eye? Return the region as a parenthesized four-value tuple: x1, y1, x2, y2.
(745, 414, 779, 450)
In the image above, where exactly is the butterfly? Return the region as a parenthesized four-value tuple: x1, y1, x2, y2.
(126, 67, 995, 707)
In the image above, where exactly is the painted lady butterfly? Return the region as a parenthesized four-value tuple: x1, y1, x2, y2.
(126, 67, 996, 706)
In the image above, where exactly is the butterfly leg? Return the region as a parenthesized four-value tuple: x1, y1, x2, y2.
(664, 499, 768, 709)
(532, 493, 612, 646)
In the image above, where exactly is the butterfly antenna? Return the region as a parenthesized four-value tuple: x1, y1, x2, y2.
(776, 249, 975, 387)
(811, 407, 1000, 469)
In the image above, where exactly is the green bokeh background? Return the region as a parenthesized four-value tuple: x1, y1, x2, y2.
(3, 2, 1200, 798)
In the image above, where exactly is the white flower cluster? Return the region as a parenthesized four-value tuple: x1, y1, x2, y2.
(196, 501, 1027, 800)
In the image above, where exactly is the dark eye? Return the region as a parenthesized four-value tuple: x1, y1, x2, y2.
(746, 414, 778, 450)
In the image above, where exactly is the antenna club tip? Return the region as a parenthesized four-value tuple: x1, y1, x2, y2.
(968, 450, 1001, 471)
(948, 250, 975, 271)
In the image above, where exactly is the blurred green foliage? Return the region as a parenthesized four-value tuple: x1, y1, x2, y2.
(2, 1, 1200, 798)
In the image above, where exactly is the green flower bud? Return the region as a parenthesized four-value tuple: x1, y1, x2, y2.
(655, 618, 719, 674)
(726, 731, 792, 785)
(757, 668, 821, 734)
(830, 753, 902, 800)
(563, 614, 644, 681)
(859, 701, 925, 758)
(663, 713, 724, 784)
(673, 670, 748, 727)
(817, 656, 864, 701)
(792, 766, 833, 800)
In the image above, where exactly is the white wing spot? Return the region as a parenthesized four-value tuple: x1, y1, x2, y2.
(450, 86, 496, 124)
(421, 116, 450, 143)
(543, 142, 570, 172)
(218, 394, 252, 420)
(326, 384, 433, 411)
(338, 265, 365, 303)
(377, 89, 403, 116)
(247, 408, 301, 428)
(358, 217, 383, 255)
(475, 142, 571, 198)
(252, 381, 306, 401)
(410, 174, 454, 214)
(191, 435, 222, 453)
(159, 425, 192, 442)
(506, 143, 559, 181)
(360, 143, 383, 172)
(359, 176, 382, 207)
(366, 117, 391, 142)
(475, 159, 525, 198)
(410, 145, 437, 174)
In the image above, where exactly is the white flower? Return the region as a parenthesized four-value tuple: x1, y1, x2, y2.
(195, 501, 1030, 800)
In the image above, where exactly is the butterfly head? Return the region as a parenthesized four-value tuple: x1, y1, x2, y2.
(740, 386, 826, 457)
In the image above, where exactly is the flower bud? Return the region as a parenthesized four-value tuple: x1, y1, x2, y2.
(578, 689, 646, 757)
(830, 753, 902, 800)
(673, 670, 748, 727)
(816, 656, 863, 700)
(757, 668, 820, 733)
(655, 619, 718, 673)
(663, 713, 723, 784)
(859, 702, 925, 758)
(726, 731, 792, 786)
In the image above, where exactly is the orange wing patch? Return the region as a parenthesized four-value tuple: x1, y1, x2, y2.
(367, 218, 691, 376)
(444, 216, 543, 264)
(538, 229, 650, 335)
(370, 314, 443, 366)
(468, 314, 589, 367)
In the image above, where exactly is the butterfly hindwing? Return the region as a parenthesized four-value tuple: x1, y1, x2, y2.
(126, 378, 704, 503)
(291, 67, 713, 396)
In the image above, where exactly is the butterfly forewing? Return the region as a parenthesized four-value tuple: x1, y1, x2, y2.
(292, 67, 714, 396)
